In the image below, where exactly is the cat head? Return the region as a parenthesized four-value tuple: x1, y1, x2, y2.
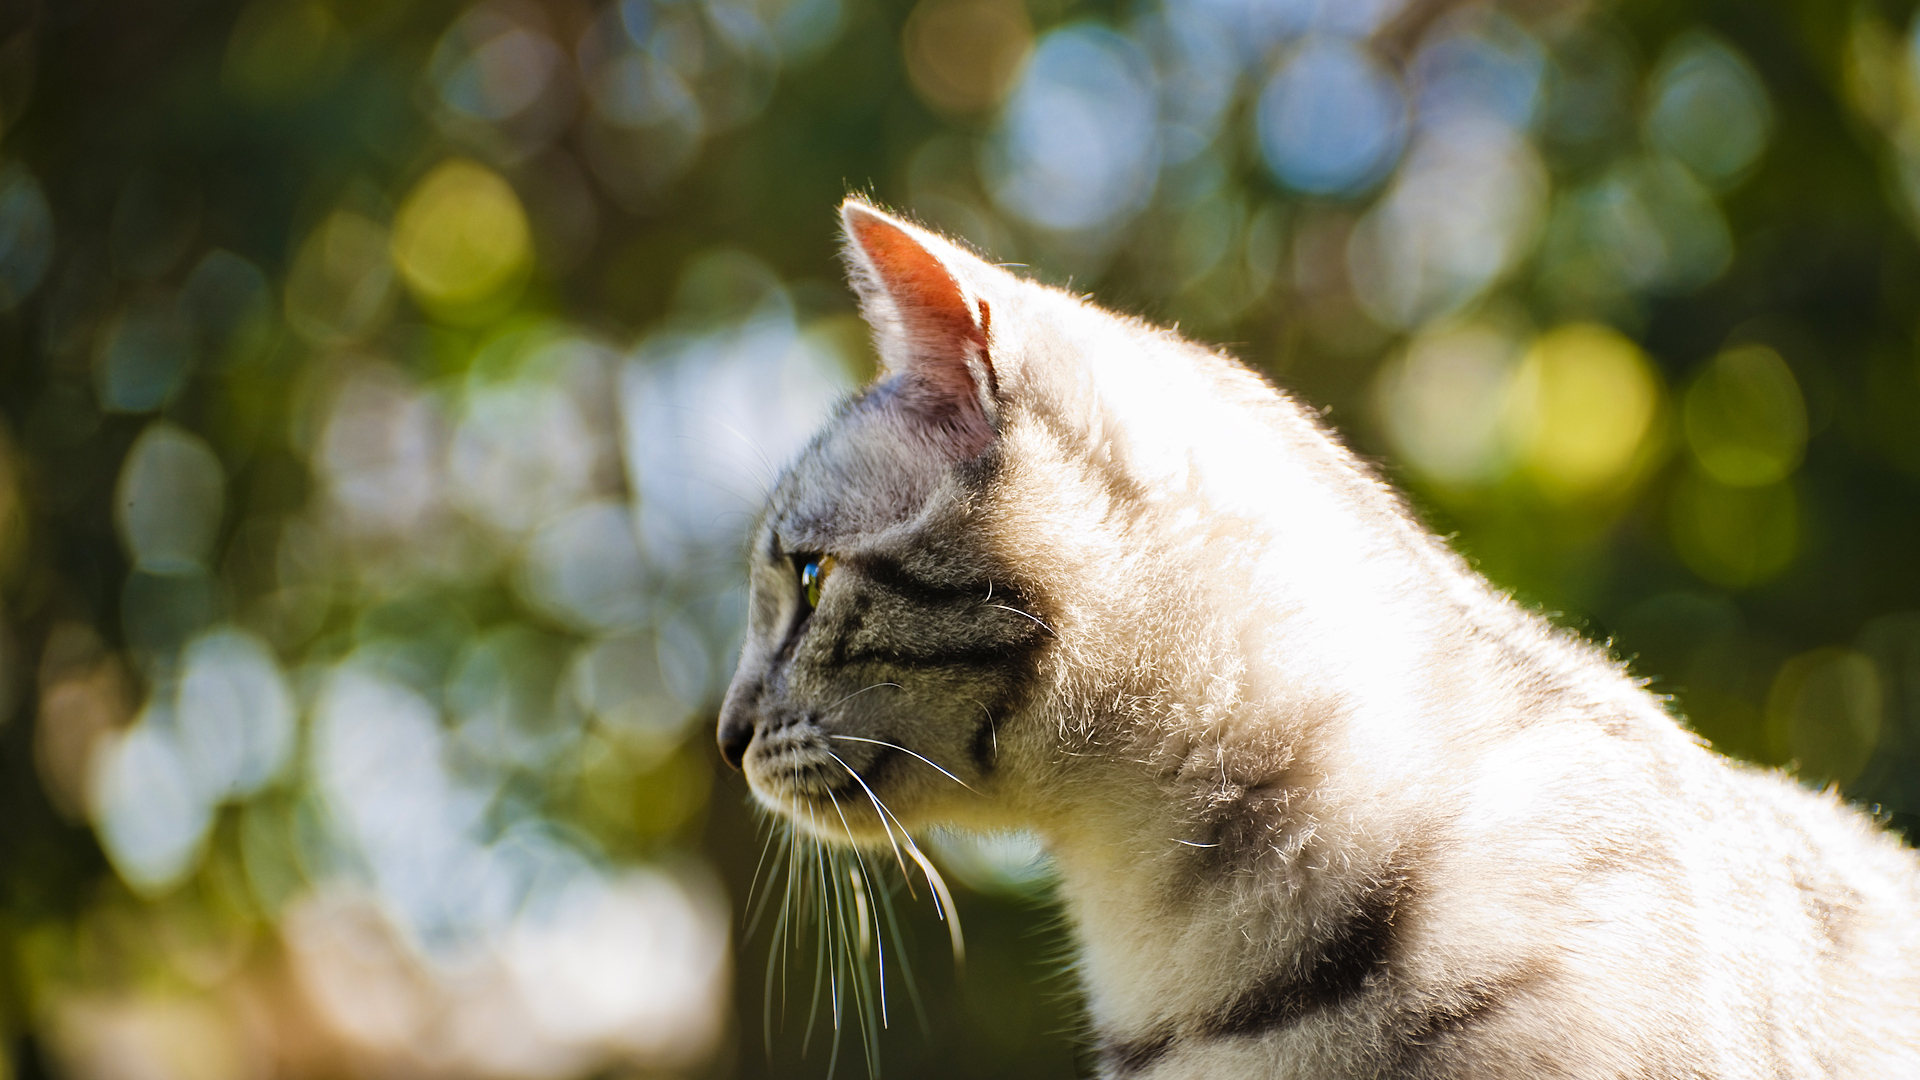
(714, 199, 1335, 846)
(715, 200, 1077, 843)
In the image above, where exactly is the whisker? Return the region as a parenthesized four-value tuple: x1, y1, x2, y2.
(825, 803, 849, 1041)
(804, 815, 829, 1058)
(872, 871, 931, 1035)
(821, 793, 883, 1079)
(824, 787, 890, 1029)
(748, 756, 971, 1077)
(743, 823, 786, 934)
(830, 734, 982, 795)
(710, 419, 785, 496)
(784, 826, 802, 1008)
(966, 698, 998, 755)
(904, 838, 966, 969)
(765, 901, 788, 1043)
(851, 861, 885, 1024)
(751, 824, 796, 1057)
(823, 749, 917, 891)
(987, 603, 1055, 635)
(826, 681, 904, 712)
(836, 852, 883, 1074)
(764, 825, 798, 1055)
(822, 750, 966, 969)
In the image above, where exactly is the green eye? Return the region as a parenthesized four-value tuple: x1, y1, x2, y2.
(800, 555, 835, 609)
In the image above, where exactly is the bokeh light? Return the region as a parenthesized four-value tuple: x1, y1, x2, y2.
(985, 25, 1159, 232)
(1256, 37, 1407, 196)
(1645, 34, 1772, 188)
(1682, 344, 1806, 488)
(392, 159, 534, 320)
(175, 628, 295, 801)
(1669, 469, 1798, 588)
(96, 296, 196, 414)
(1412, 15, 1544, 131)
(902, 0, 1033, 116)
(0, 163, 53, 310)
(115, 423, 226, 575)
(223, 0, 347, 102)
(180, 250, 274, 368)
(1507, 323, 1662, 500)
(1766, 648, 1881, 787)
(90, 706, 214, 894)
(284, 211, 396, 345)
(1348, 116, 1546, 326)
(1373, 318, 1526, 486)
(430, 0, 572, 164)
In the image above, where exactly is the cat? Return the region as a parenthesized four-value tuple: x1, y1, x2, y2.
(715, 198, 1920, 1079)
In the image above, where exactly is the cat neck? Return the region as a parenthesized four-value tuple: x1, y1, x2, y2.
(1025, 592, 1648, 1047)
(993, 354, 1655, 1042)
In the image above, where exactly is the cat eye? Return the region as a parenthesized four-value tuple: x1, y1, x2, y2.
(799, 555, 835, 610)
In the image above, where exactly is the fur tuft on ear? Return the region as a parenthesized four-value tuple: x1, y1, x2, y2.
(840, 199, 997, 459)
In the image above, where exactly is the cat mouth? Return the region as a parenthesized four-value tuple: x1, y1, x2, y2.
(744, 718, 896, 828)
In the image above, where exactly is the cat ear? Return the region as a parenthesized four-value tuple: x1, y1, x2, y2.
(840, 199, 997, 458)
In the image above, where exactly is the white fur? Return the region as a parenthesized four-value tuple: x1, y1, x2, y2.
(719, 202, 1920, 1079)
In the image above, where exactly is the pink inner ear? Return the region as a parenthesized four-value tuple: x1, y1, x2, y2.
(847, 212, 985, 352)
(845, 207, 995, 455)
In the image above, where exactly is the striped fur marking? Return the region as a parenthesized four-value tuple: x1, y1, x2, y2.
(1097, 877, 1406, 1076)
(1098, 1025, 1176, 1077)
(1203, 876, 1403, 1039)
(1405, 975, 1531, 1045)
(839, 552, 990, 606)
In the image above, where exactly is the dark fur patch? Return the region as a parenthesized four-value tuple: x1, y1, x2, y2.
(838, 639, 1039, 673)
(1385, 960, 1558, 1077)
(1098, 1026, 1175, 1077)
(1405, 976, 1526, 1043)
(841, 552, 987, 606)
(829, 589, 1047, 673)
(968, 704, 999, 773)
(821, 566, 1045, 675)
(818, 591, 872, 667)
(1203, 875, 1404, 1039)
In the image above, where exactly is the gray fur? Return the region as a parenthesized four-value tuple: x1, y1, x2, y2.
(716, 200, 1920, 1078)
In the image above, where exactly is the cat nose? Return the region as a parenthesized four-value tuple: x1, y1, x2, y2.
(717, 712, 754, 770)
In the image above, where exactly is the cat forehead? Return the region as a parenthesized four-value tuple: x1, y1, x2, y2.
(764, 389, 955, 549)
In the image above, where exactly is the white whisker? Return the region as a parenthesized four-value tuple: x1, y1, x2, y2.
(743, 822, 784, 932)
(987, 602, 1054, 634)
(830, 734, 981, 795)
(824, 749, 916, 888)
(824, 787, 890, 1028)
(826, 681, 904, 712)
(820, 793, 855, 1065)
(823, 750, 967, 969)
(966, 698, 998, 755)
(903, 839, 965, 968)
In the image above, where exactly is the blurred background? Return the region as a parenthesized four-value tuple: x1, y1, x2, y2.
(1, 0, 1918, 1076)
